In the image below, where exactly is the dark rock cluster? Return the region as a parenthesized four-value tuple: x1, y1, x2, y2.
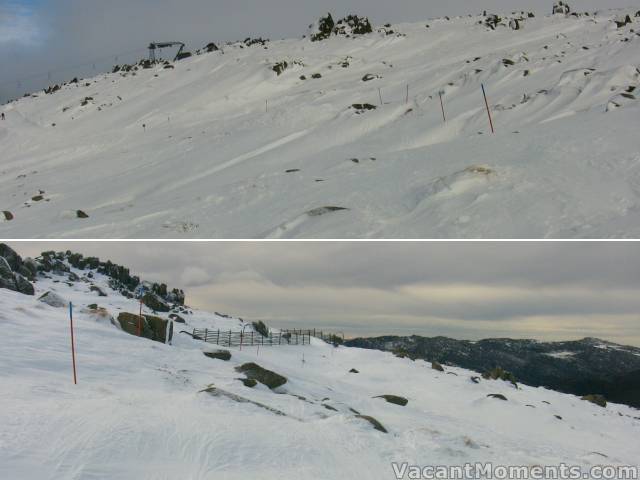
(310, 13, 373, 41)
(0, 244, 36, 296)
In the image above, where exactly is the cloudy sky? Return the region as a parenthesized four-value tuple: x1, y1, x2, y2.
(10, 242, 640, 346)
(0, 0, 636, 102)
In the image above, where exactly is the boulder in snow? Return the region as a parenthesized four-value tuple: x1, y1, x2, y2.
(38, 291, 68, 308)
(235, 362, 287, 389)
(374, 395, 408, 406)
(582, 394, 607, 408)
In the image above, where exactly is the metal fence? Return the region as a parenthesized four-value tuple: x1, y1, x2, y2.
(191, 328, 343, 348)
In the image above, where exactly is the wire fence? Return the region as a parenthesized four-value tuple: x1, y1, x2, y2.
(191, 328, 343, 348)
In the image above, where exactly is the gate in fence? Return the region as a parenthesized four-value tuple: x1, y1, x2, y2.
(191, 328, 343, 348)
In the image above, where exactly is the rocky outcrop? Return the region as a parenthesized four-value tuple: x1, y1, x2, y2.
(309, 13, 372, 41)
(582, 394, 607, 408)
(0, 244, 36, 296)
(552, 1, 570, 15)
(355, 415, 388, 433)
(142, 292, 170, 312)
(310, 13, 335, 42)
(203, 350, 232, 361)
(235, 362, 287, 389)
(116, 312, 173, 344)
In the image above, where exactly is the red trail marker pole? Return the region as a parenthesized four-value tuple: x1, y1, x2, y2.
(69, 302, 77, 385)
(481, 83, 495, 134)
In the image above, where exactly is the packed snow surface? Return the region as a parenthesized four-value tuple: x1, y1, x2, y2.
(2, 9, 640, 238)
(1, 267, 639, 479)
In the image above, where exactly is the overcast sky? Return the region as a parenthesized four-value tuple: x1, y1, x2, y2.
(9, 242, 640, 346)
(1, 0, 637, 102)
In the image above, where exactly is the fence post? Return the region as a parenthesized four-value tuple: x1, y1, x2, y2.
(481, 83, 495, 134)
(378, 88, 383, 106)
(69, 302, 77, 385)
(205, 328, 209, 343)
(228, 330, 231, 347)
(405, 84, 409, 104)
(217, 329, 220, 345)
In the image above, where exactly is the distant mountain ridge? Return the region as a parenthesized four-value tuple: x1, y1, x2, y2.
(345, 335, 640, 408)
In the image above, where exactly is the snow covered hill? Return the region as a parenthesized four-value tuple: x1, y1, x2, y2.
(2, 8, 640, 238)
(1, 250, 639, 479)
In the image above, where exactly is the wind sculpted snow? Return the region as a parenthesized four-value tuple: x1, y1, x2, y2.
(2, 9, 640, 238)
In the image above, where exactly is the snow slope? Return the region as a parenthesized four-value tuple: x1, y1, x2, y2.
(2, 8, 640, 238)
(1, 266, 639, 479)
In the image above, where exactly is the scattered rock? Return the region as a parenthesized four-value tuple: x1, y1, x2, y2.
(203, 350, 232, 361)
(235, 362, 287, 389)
(310, 13, 335, 42)
(306, 206, 349, 217)
(2, 211, 13, 221)
(482, 367, 518, 388)
(323, 404, 338, 411)
(555, 415, 563, 420)
(349, 368, 359, 373)
(487, 394, 508, 401)
(374, 395, 408, 406)
(553, 1, 571, 15)
(362, 74, 379, 82)
(311, 73, 322, 79)
(201, 386, 287, 416)
(76, 210, 89, 219)
(286, 169, 300, 173)
(470, 376, 481, 384)
(356, 415, 388, 433)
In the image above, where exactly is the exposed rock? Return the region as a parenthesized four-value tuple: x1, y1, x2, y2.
(323, 404, 338, 411)
(349, 368, 359, 373)
(311, 73, 322, 79)
(14, 274, 34, 295)
(205, 42, 219, 52)
(352, 103, 376, 113)
(90, 285, 107, 297)
(241, 378, 258, 388)
(235, 362, 287, 389)
(116, 312, 173, 344)
(362, 74, 379, 82)
(142, 292, 170, 312)
(356, 415, 388, 433)
(76, 210, 89, 219)
(38, 291, 68, 308)
(374, 395, 408, 406)
(432, 361, 445, 372)
(470, 376, 481, 384)
(582, 394, 607, 408)
(2, 211, 13, 221)
(201, 386, 287, 416)
(487, 393, 508, 401)
(203, 350, 232, 361)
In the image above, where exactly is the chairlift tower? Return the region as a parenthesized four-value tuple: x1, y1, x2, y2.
(148, 42, 186, 62)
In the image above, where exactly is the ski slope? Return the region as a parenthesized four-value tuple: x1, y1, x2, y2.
(2, 8, 640, 238)
(1, 263, 639, 479)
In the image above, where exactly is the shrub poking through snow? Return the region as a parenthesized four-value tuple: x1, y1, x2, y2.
(582, 394, 607, 408)
(310, 13, 335, 42)
(553, 1, 571, 15)
(432, 361, 445, 372)
(235, 362, 287, 389)
(252, 320, 269, 337)
(482, 367, 518, 388)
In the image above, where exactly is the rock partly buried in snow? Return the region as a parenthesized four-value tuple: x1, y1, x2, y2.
(38, 291, 68, 308)
(235, 362, 287, 389)
(582, 394, 607, 408)
(432, 361, 445, 372)
(201, 386, 287, 416)
(356, 415, 388, 433)
(240, 378, 258, 388)
(90, 285, 107, 296)
(306, 206, 349, 217)
(116, 312, 173, 344)
(13, 274, 34, 296)
(374, 395, 408, 406)
(349, 368, 359, 373)
(351, 103, 377, 113)
(310, 13, 335, 42)
(2, 211, 13, 221)
(487, 393, 508, 401)
(142, 292, 171, 312)
(203, 350, 232, 361)
(76, 210, 89, 219)
(552, 1, 571, 15)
